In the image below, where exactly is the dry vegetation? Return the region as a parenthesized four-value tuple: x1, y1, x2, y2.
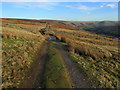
(1, 18, 119, 88)
(46, 27, 119, 88)
(1, 18, 45, 88)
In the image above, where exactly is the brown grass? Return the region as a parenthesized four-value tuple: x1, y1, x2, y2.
(2, 19, 45, 88)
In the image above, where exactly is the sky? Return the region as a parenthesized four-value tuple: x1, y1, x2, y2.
(1, 2, 119, 21)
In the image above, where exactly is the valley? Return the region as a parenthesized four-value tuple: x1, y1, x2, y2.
(1, 18, 119, 88)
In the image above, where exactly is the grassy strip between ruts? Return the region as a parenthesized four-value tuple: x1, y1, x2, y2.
(42, 41, 72, 88)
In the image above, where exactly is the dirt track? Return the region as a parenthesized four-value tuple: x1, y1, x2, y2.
(54, 42, 91, 88)
(22, 41, 92, 88)
(22, 42, 48, 88)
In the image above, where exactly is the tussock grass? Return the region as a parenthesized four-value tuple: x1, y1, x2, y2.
(2, 18, 119, 88)
(2, 19, 45, 88)
(46, 28, 119, 88)
(54, 32, 118, 59)
(70, 53, 120, 88)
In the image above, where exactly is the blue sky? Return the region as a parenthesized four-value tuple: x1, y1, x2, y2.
(1, 2, 118, 21)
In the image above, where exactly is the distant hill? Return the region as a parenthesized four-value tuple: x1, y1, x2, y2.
(38, 20, 119, 38)
(54, 21, 119, 38)
(2, 18, 119, 38)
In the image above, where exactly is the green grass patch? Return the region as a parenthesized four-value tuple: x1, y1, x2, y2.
(59, 42, 68, 50)
(43, 41, 72, 88)
(3, 38, 25, 43)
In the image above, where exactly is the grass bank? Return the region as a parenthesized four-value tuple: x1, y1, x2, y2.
(70, 52, 120, 88)
(60, 42, 119, 88)
(2, 24, 45, 88)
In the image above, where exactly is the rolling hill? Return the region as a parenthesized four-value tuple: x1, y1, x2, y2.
(1, 18, 119, 88)
(46, 20, 119, 38)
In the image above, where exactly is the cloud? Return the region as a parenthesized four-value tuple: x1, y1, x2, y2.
(100, 5, 104, 8)
(106, 4, 117, 8)
(13, 2, 58, 10)
(100, 3, 117, 8)
(78, 5, 96, 11)
(66, 5, 97, 11)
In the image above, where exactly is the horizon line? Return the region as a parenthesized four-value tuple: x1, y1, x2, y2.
(1, 18, 118, 22)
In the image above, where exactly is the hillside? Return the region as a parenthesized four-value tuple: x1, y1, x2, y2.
(2, 18, 119, 38)
(70, 21, 119, 38)
(41, 20, 119, 38)
(1, 18, 120, 88)
(1, 18, 45, 88)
